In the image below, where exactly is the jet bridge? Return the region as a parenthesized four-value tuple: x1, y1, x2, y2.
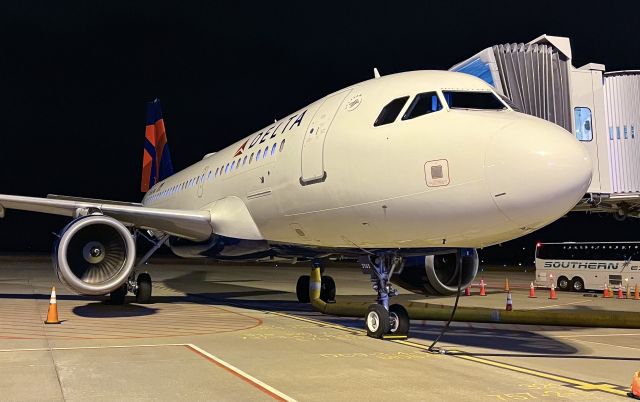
(451, 35, 640, 219)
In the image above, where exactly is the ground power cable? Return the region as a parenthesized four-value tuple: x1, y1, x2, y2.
(427, 257, 463, 354)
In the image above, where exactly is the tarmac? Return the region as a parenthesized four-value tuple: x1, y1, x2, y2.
(1, 255, 639, 401)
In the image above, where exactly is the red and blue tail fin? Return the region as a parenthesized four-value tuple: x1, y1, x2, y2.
(141, 98, 174, 192)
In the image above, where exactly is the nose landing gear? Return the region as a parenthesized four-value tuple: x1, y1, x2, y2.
(361, 253, 410, 339)
(297, 254, 409, 340)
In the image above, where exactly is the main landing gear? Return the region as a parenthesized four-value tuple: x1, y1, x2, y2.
(296, 269, 336, 303)
(108, 233, 168, 305)
(362, 253, 410, 339)
(109, 272, 153, 305)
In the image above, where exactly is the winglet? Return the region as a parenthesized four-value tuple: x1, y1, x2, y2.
(141, 99, 174, 192)
(374, 68, 381, 79)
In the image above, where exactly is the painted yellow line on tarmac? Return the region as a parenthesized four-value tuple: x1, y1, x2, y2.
(389, 339, 628, 397)
(266, 311, 366, 335)
(450, 352, 628, 396)
(269, 311, 629, 398)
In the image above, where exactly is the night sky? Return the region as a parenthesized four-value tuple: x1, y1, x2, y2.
(1, 1, 640, 259)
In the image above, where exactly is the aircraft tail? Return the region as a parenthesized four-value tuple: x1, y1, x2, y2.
(141, 98, 174, 192)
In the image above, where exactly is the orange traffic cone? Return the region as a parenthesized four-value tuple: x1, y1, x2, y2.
(627, 284, 631, 300)
(44, 287, 61, 324)
(528, 282, 537, 298)
(635, 284, 639, 301)
(505, 292, 513, 311)
(618, 285, 624, 299)
(549, 284, 557, 300)
(504, 277, 510, 292)
(603, 284, 612, 298)
(628, 370, 640, 399)
(464, 286, 471, 296)
(479, 279, 487, 296)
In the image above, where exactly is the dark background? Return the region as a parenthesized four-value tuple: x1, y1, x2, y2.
(1, 1, 639, 262)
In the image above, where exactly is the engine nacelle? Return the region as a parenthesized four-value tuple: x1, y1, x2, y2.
(53, 215, 136, 295)
(391, 249, 478, 296)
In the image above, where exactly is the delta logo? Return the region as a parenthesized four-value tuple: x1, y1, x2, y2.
(233, 110, 307, 156)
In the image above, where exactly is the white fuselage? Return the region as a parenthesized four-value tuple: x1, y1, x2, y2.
(141, 71, 592, 250)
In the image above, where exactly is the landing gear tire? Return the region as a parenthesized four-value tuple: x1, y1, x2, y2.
(320, 275, 336, 302)
(296, 275, 310, 303)
(366, 304, 390, 339)
(389, 304, 410, 336)
(571, 277, 584, 293)
(135, 273, 152, 304)
(557, 276, 570, 291)
(109, 283, 127, 305)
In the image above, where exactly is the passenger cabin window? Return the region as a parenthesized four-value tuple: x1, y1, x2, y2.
(374, 96, 409, 127)
(402, 92, 442, 120)
(442, 91, 506, 110)
(574, 107, 593, 141)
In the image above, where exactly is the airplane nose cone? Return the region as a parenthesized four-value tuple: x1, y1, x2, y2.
(486, 120, 592, 229)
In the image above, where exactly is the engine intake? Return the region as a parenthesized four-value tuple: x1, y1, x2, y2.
(53, 215, 136, 295)
(391, 249, 478, 296)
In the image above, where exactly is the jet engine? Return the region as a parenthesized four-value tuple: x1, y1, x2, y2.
(391, 249, 478, 296)
(53, 215, 136, 295)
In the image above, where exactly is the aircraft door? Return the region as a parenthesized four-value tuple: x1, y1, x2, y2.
(300, 89, 351, 184)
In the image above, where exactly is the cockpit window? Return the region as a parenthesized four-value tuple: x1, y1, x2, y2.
(442, 91, 506, 110)
(374, 96, 409, 127)
(401, 92, 442, 120)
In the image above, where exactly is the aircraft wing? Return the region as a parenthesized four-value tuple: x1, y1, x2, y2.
(0, 194, 213, 241)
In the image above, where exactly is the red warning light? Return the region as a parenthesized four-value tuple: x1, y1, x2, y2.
(536, 242, 542, 248)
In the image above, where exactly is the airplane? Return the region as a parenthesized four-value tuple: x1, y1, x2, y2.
(0, 70, 592, 338)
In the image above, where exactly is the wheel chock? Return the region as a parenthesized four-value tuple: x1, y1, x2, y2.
(382, 334, 408, 340)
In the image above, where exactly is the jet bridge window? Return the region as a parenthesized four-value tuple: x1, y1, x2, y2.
(442, 91, 506, 110)
(374, 96, 409, 126)
(401, 92, 442, 120)
(574, 107, 592, 141)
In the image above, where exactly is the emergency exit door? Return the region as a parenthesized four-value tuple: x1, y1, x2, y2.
(300, 89, 351, 184)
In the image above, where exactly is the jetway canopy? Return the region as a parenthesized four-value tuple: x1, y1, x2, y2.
(451, 35, 640, 219)
(450, 40, 572, 131)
